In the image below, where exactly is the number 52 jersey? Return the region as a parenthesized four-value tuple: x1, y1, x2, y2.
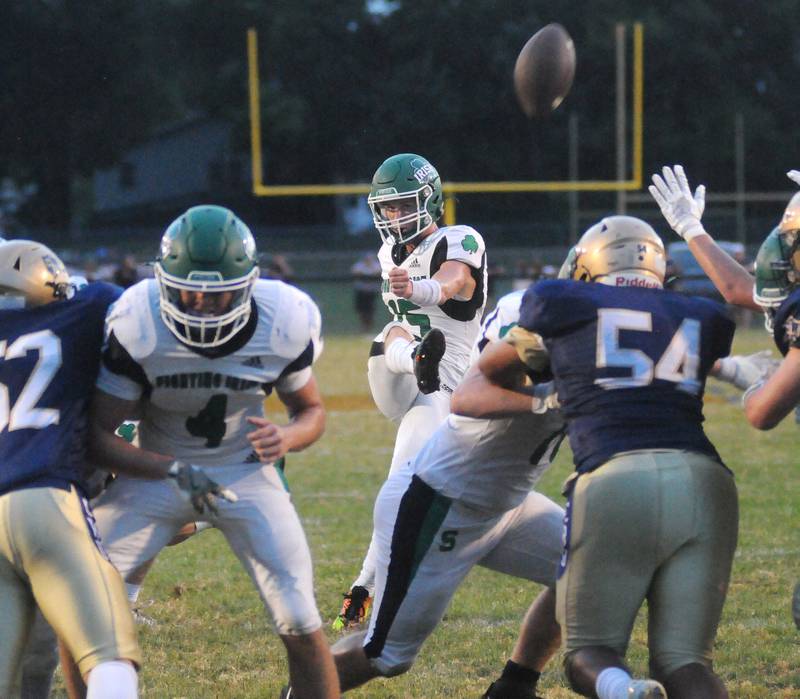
(0, 283, 121, 495)
(96, 278, 323, 467)
(519, 279, 735, 473)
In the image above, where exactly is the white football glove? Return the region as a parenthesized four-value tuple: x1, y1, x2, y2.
(715, 350, 781, 391)
(649, 164, 708, 241)
(531, 381, 560, 413)
(168, 460, 238, 515)
(787, 170, 800, 187)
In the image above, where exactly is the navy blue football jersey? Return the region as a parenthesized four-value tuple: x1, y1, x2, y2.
(0, 282, 121, 495)
(519, 279, 735, 473)
(771, 287, 800, 356)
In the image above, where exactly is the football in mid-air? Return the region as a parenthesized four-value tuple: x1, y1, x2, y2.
(513, 23, 576, 118)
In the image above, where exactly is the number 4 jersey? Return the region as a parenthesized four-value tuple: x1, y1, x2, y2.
(96, 278, 322, 467)
(0, 282, 121, 495)
(519, 279, 735, 473)
(379, 225, 487, 386)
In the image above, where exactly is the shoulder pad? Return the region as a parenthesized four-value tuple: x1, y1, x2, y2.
(441, 225, 485, 265)
(104, 280, 158, 360)
(268, 281, 323, 362)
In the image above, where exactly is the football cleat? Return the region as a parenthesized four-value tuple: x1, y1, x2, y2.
(481, 680, 543, 699)
(792, 581, 800, 630)
(332, 585, 372, 631)
(627, 679, 667, 698)
(413, 328, 446, 394)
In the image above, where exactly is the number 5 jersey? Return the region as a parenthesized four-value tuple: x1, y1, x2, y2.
(96, 278, 323, 467)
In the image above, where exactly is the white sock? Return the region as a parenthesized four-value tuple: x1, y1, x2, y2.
(86, 660, 138, 699)
(384, 338, 415, 375)
(125, 583, 142, 604)
(596, 667, 633, 699)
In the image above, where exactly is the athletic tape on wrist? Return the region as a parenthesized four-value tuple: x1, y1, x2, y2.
(407, 278, 443, 307)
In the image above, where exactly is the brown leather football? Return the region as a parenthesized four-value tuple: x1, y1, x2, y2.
(513, 23, 576, 118)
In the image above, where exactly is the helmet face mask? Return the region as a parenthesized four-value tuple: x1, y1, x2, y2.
(753, 226, 799, 331)
(572, 216, 666, 288)
(154, 205, 259, 348)
(368, 153, 444, 246)
(0, 240, 70, 308)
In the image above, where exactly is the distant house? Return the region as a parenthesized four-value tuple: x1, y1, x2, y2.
(92, 116, 246, 224)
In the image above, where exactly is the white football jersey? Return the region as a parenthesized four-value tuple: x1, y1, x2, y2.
(96, 279, 322, 467)
(414, 289, 565, 512)
(378, 224, 487, 387)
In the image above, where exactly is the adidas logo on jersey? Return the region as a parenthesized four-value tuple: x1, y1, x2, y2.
(408, 259, 421, 268)
(243, 356, 264, 368)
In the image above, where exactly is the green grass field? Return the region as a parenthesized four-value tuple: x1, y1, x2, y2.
(55, 327, 799, 698)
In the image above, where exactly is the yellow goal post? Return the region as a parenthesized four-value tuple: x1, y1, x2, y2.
(247, 23, 644, 226)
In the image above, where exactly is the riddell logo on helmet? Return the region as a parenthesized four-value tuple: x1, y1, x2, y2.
(615, 276, 660, 288)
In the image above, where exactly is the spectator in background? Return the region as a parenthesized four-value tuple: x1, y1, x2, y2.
(350, 252, 381, 333)
(113, 254, 139, 289)
(265, 254, 294, 284)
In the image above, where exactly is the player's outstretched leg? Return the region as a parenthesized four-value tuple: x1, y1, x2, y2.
(482, 587, 559, 699)
(413, 328, 445, 394)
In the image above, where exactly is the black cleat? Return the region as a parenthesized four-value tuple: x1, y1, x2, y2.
(332, 585, 373, 631)
(413, 329, 446, 394)
(481, 680, 543, 699)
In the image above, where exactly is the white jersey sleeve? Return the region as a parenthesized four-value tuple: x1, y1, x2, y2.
(273, 285, 323, 394)
(97, 281, 158, 401)
(442, 225, 485, 269)
(469, 289, 525, 365)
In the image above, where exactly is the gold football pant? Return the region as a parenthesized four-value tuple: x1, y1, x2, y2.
(556, 450, 738, 677)
(0, 485, 141, 694)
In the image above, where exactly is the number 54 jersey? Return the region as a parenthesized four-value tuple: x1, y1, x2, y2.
(519, 279, 735, 473)
(96, 278, 322, 467)
(379, 225, 487, 386)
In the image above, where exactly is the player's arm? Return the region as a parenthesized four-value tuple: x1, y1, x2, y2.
(388, 259, 475, 306)
(684, 236, 758, 309)
(650, 164, 759, 310)
(450, 350, 538, 419)
(743, 348, 800, 429)
(87, 389, 174, 478)
(246, 373, 325, 463)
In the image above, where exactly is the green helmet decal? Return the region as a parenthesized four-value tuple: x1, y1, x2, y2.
(367, 153, 444, 245)
(154, 205, 260, 348)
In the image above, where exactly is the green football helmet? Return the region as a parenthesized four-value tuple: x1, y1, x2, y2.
(753, 226, 799, 330)
(154, 205, 259, 348)
(367, 153, 444, 245)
